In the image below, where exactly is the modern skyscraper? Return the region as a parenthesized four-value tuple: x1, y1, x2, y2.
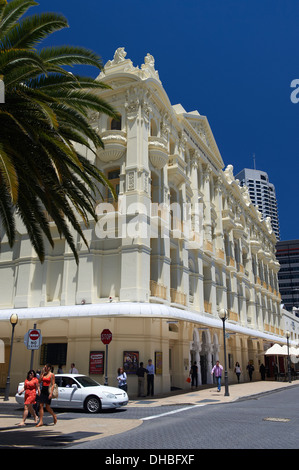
(235, 168, 280, 240)
(276, 240, 299, 313)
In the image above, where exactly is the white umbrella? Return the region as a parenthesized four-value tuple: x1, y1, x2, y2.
(265, 344, 287, 356)
(289, 346, 299, 356)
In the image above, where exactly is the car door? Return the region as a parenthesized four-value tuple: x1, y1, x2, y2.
(55, 376, 82, 409)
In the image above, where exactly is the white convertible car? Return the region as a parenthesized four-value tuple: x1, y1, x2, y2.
(15, 374, 129, 413)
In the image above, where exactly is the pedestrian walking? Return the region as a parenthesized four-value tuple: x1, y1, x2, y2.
(246, 362, 254, 382)
(36, 364, 57, 427)
(211, 360, 223, 392)
(57, 364, 63, 374)
(190, 361, 198, 388)
(234, 362, 242, 383)
(18, 370, 40, 426)
(117, 367, 128, 392)
(146, 359, 155, 396)
(136, 362, 148, 397)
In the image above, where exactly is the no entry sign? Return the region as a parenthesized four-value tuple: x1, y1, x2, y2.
(101, 329, 112, 345)
(24, 328, 42, 350)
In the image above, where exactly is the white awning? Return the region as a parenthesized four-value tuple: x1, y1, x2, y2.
(0, 302, 288, 345)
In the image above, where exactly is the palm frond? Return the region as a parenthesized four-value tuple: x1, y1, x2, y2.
(2, 12, 68, 49)
(0, 0, 37, 38)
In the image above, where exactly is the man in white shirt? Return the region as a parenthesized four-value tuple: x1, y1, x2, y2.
(69, 363, 78, 374)
(146, 359, 155, 396)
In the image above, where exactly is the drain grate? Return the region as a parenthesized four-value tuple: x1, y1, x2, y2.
(263, 417, 290, 423)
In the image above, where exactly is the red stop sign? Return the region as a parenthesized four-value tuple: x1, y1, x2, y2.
(29, 329, 40, 341)
(101, 329, 112, 345)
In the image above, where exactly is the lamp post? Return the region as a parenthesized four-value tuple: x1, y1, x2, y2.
(286, 330, 292, 383)
(4, 313, 18, 401)
(219, 308, 230, 396)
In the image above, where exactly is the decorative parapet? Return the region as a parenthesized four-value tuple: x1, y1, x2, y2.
(228, 311, 239, 322)
(204, 300, 212, 314)
(170, 288, 186, 306)
(204, 240, 214, 253)
(98, 47, 161, 84)
(216, 249, 225, 261)
(150, 280, 167, 300)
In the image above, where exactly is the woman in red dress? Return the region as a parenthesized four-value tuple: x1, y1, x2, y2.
(18, 370, 40, 425)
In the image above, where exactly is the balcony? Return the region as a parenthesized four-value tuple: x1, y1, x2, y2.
(168, 154, 187, 186)
(97, 130, 127, 162)
(226, 257, 235, 270)
(222, 209, 236, 231)
(204, 240, 214, 254)
(250, 238, 261, 254)
(150, 280, 167, 300)
(204, 300, 212, 314)
(148, 136, 168, 169)
(170, 288, 187, 306)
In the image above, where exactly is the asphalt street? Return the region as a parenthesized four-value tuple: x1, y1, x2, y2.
(0, 380, 298, 451)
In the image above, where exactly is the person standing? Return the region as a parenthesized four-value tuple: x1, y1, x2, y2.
(69, 363, 78, 374)
(18, 370, 40, 426)
(136, 362, 148, 397)
(259, 363, 266, 380)
(146, 359, 155, 396)
(234, 362, 242, 383)
(190, 361, 198, 388)
(211, 360, 223, 392)
(36, 364, 57, 427)
(246, 362, 254, 382)
(117, 367, 128, 392)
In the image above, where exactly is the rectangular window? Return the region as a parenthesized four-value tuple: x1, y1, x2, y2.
(40, 343, 67, 366)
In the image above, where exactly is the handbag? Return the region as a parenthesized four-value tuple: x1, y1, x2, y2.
(52, 383, 59, 399)
(186, 377, 191, 383)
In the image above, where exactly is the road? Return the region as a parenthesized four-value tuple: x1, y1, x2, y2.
(70, 386, 299, 450)
(1, 382, 298, 454)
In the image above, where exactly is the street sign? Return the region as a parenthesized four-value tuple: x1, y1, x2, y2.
(24, 329, 42, 350)
(101, 329, 112, 345)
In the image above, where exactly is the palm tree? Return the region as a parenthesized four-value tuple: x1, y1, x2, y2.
(0, 0, 117, 263)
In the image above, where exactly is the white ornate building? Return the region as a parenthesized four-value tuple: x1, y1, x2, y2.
(0, 49, 288, 394)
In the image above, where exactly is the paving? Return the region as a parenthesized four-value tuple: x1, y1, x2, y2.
(0, 380, 298, 448)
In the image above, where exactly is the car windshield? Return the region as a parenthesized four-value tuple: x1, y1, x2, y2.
(75, 376, 100, 387)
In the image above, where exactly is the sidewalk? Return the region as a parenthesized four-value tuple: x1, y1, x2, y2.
(0, 380, 298, 448)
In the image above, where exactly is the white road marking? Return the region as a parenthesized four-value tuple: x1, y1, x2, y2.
(141, 404, 206, 421)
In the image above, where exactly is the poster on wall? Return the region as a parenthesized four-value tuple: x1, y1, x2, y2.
(123, 351, 139, 374)
(155, 352, 162, 375)
(89, 351, 104, 375)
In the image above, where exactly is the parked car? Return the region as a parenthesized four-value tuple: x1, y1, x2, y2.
(15, 374, 129, 413)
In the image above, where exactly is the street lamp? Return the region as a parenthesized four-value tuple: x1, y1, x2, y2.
(286, 330, 292, 383)
(4, 313, 18, 401)
(218, 308, 230, 396)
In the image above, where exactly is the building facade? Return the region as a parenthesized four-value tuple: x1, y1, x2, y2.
(0, 49, 288, 395)
(236, 168, 280, 241)
(276, 240, 299, 312)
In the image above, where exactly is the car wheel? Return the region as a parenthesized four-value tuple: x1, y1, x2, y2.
(84, 395, 101, 413)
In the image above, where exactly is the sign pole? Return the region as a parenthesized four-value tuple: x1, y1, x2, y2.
(101, 329, 112, 386)
(30, 323, 36, 370)
(105, 344, 108, 386)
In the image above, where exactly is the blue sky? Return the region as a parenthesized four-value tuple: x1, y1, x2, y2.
(32, 0, 299, 241)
